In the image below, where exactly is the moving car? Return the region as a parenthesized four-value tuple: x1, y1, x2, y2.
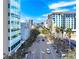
(46, 48, 51, 54)
(42, 39, 45, 41)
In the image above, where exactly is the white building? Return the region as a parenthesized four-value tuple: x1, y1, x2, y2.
(8, 0, 21, 56)
(20, 20, 30, 44)
(3, 0, 32, 58)
(4, 0, 21, 57)
(49, 12, 76, 31)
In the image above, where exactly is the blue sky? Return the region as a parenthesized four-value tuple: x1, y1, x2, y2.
(21, 0, 76, 23)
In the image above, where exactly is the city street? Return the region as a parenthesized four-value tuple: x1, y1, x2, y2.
(24, 34, 61, 59)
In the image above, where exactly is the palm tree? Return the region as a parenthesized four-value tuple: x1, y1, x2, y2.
(66, 28, 72, 38)
(60, 26, 64, 40)
(55, 27, 60, 33)
(66, 28, 72, 51)
(55, 27, 61, 54)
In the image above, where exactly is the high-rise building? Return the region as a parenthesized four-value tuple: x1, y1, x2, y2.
(3, 0, 32, 58)
(29, 19, 33, 26)
(49, 12, 76, 31)
(4, 0, 21, 56)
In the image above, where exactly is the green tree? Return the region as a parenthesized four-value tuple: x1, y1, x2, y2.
(60, 26, 64, 40)
(66, 28, 72, 38)
(55, 27, 60, 33)
(42, 28, 48, 34)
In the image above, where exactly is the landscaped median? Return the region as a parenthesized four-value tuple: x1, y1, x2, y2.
(63, 50, 76, 59)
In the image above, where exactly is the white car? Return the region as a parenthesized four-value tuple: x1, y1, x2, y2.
(46, 48, 51, 54)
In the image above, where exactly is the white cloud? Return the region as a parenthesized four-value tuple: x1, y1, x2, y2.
(34, 13, 49, 21)
(42, 13, 51, 17)
(37, 17, 43, 20)
(36, 16, 47, 21)
(42, 14, 48, 17)
(52, 9, 69, 12)
(49, 1, 76, 9)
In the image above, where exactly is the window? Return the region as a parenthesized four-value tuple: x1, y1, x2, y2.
(11, 34, 18, 38)
(11, 6, 17, 9)
(53, 14, 55, 17)
(11, 28, 20, 32)
(74, 20, 76, 29)
(11, 21, 14, 24)
(8, 47, 10, 51)
(8, 29, 10, 32)
(11, 40, 20, 50)
(8, 21, 10, 24)
(8, 3, 10, 8)
(11, 13, 14, 17)
(8, 37, 10, 40)
(8, 13, 10, 16)
(11, 13, 20, 19)
(11, 33, 20, 39)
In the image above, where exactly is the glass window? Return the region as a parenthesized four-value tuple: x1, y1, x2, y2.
(11, 28, 20, 32)
(11, 40, 20, 50)
(8, 13, 10, 16)
(8, 37, 10, 40)
(74, 20, 76, 29)
(8, 47, 10, 51)
(11, 21, 14, 24)
(11, 13, 20, 19)
(11, 33, 20, 39)
(11, 6, 17, 9)
(8, 3, 10, 8)
(11, 13, 14, 17)
(8, 29, 10, 32)
(8, 21, 10, 24)
(11, 34, 18, 38)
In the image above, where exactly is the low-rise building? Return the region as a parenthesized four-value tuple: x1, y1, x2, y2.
(20, 20, 31, 44)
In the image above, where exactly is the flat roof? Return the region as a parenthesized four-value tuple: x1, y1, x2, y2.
(49, 12, 76, 16)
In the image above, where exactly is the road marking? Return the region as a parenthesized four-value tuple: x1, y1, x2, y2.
(41, 51, 45, 54)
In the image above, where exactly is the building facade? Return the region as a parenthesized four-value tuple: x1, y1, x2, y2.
(46, 15, 52, 30)
(8, 0, 21, 56)
(21, 20, 30, 44)
(49, 12, 76, 31)
(3, 0, 32, 58)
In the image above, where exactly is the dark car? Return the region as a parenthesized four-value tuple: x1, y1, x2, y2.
(42, 39, 45, 41)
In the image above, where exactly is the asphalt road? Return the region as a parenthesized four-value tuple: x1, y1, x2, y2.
(25, 35, 61, 59)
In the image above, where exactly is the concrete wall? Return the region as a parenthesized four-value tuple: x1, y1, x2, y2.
(3, 0, 9, 57)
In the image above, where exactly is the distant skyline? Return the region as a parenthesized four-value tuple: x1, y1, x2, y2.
(21, 0, 76, 23)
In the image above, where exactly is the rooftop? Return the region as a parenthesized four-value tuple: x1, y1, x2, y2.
(49, 12, 76, 16)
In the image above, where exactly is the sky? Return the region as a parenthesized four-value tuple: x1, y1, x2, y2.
(20, 0, 76, 23)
